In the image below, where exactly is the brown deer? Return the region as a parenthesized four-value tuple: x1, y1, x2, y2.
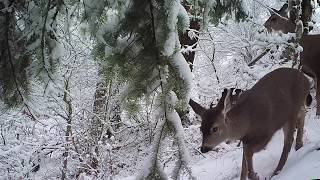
(190, 68, 311, 180)
(264, 3, 320, 115)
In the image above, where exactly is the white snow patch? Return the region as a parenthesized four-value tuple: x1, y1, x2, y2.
(172, 52, 193, 87)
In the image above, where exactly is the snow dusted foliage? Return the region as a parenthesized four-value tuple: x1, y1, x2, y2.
(1, 4, 100, 178)
(0, 111, 40, 178)
(2, 0, 320, 179)
(82, 0, 200, 178)
(0, 0, 68, 106)
(135, 116, 169, 180)
(191, 0, 293, 106)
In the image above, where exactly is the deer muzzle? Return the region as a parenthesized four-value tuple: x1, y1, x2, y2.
(200, 146, 212, 153)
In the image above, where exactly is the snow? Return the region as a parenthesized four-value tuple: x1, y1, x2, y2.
(177, 3, 190, 33)
(116, 1, 320, 177)
(202, 0, 217, 28)
(172, 52, 193, 90)
(162, 0, 190, 57)
(135, 117, 168, 180)
(187, 119, 320, 180)
(3, 1, 320, 179)
(166, 100, 195, 179)
(117, 107, 320, 180)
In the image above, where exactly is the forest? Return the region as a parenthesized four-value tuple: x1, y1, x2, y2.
(0, 0, 320, 179)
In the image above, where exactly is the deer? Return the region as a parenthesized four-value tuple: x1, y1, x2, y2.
(264, 3, 320, 115)
(189, 68, 311, 180)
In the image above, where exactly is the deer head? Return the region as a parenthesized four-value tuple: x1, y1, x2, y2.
(264, 4, 296, 33)
(190, 90, 234, 153)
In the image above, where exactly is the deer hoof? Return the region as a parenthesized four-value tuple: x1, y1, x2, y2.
(272, 170, 279, 177)
(295, 142, 303, 151)
(248, 172, 259, 180)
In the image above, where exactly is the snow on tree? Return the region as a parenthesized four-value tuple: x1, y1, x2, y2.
(3, 0, 318, 179)
(81, 0, 249, 178)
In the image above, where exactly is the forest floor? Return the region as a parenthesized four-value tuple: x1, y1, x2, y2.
(117, 101, 320, 180)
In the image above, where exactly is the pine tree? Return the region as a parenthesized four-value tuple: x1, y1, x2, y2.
(0, 0, 64, 108)
(83, 0, 247, 178)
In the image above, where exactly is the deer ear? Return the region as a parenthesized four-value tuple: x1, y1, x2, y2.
(268, 7, 277, 15)
(279, 3, 288, 13)
(189, 99, 206, 115)
(223, 89, 232, 115)
(217, 88, 228, 108)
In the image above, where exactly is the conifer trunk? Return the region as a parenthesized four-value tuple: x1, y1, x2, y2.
(301, 0, 313, 34)
(179, 18, 200, 71)
(179, 2, 201, 72)
(89, 80, 107, 172)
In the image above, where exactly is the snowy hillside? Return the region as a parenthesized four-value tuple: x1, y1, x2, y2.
(118, 117, 320, 180)
(115, 5, 320, 179)
(117, 92, 320, 180)
(184, 109, 320, 180)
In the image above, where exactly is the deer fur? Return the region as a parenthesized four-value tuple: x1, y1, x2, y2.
(190, 68, 310, 180)
(264, 3, 320, 115)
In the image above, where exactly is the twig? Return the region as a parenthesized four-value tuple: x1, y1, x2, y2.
(248, 49, 270, 66)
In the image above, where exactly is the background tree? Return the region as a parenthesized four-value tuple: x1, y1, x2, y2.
(0, 0, 64, 113)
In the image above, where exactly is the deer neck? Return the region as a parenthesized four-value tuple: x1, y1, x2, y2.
(226, 105, 251, 141)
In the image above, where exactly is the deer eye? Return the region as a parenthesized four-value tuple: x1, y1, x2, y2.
(211, 126, 219, 134)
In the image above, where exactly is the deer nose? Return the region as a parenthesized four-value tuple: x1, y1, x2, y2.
(258, 28, 266, 33)
(200, 146, 212, 153)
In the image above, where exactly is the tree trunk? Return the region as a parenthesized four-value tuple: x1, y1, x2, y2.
(62, 78, 72, 180)
(179, 18, 200, 71)
(89, 80, 107, 172)
(89, 75, 122, 174)
(301, 0, 313, 34)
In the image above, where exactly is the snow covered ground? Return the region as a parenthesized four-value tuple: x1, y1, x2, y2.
(117, 103, 320, 180)
(115, 6, 320, 179)
(187, 110, 320, 180)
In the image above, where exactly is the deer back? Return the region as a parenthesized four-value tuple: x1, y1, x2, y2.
(191, 68, 310, 152)
(228, 68, 310, 136)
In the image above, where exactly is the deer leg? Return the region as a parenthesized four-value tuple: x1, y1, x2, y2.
(273, 123, 295, 176)
(295, 108, 305, 151)
(316, 78, 320, 115)
(240, 149, 248, 180)
(244, 145, 259, 180)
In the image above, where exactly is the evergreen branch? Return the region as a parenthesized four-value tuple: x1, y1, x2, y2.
(134, 1, 171, 179)
(4, 10, 38, 122)
(149, 1, 195, 179)
(40, 0, 55, 82)
(135, 117, 168, 180)
(50, 0, 65, 28)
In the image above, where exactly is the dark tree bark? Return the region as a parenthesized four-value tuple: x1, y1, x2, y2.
(179, 19, 200, 71)
(179, 2, 201, 72)
(89, 80, 107, 172)
(301, 0, 313, 34)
